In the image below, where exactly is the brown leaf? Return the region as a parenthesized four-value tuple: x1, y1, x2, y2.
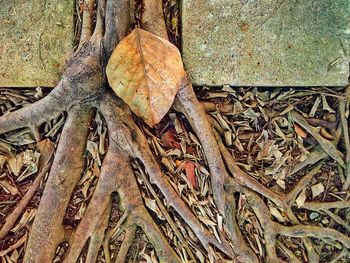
(294, 124, 307, 138)
(106, 28, 186, 126)
(161, 128, 181, 149)
(7, 153, 23, 176)
(184, 161, 197, 188)
(36, 139, 55, 169)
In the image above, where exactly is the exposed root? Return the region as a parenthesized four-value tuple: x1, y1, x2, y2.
(135, 161, 197, 262)
(0, 90, 64, 135)
(0, 161, 52, 240)
(85, 202, 111, 263)
(104, 0, 131, 58)
(98, 93, 233, 256)
(109, 141, 181, 263)
(24, 107, 93, 262)
(80, 0, 96, 46)
(278, 224, 350, 249)
(114, 225, 136, 263)
(301, 200, 350, 210)
(340, 92, 350, 190)
(63, 141, 121, 262)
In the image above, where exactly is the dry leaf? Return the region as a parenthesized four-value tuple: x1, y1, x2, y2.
(296, 189, 307, 208)
(0, 180, 18, 195)
(294, 124, 307, 138)
(106, 28, 186, 126)
(7, 153, 23, 176)
(319, 127, 334, 140)
(184, 161, 197, 188)
(311, 183, 324, 198)
(0, 155, 7, 168)
(161, 128, 181, 149)
(36, 139, 55, 168)
(144, 197, 165, 220)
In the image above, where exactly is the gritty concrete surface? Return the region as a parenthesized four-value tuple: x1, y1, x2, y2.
(182, 0, 350, 86)
(0, 0, 74, 87)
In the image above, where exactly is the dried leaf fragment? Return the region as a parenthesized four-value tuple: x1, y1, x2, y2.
(106, 28, 186, 126)
(311, 182, 324, 198)
(294, 124, 307, 139)
(296, 189, 307, 208)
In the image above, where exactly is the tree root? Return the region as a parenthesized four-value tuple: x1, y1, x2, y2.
(24, 107, 93, 262)
(1, 0, 350, 262)
(0, 161, 51, 240)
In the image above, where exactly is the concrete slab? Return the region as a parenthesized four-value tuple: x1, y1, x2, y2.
(0, 0, 74, 87)
(182, 0, 350, 86)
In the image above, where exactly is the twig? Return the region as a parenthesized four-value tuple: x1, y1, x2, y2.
(135, 161, 197, 262)
(340, 96, 350, 190)
(301, 200, 350, 211)
(0, 161, 52, 240)
(291, 111, 345, 168)
(114, 226, 136, 263)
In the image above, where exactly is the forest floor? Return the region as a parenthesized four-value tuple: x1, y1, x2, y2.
(1, 85, 349, 263)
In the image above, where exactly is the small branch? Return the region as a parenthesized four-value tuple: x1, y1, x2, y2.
(24, 107, 93, 263)
(277, 224, 350, 249)
(86, 201, 111, 263)
(340, 97, 350, 190)
(80, 0, 95, 46)
(301, 200, 350, 211)
(285, 162, 323, 205)
(291, 111, 345, 168)
(0, 161, 52, 240)
(114, 226, 136, 263)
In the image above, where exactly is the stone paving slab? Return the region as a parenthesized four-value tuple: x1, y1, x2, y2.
(182, 0, 350, 87)
(0, 0, 74, 87)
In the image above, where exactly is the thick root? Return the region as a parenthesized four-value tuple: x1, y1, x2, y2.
(63, 140, 121, 262)
(0, 162, 52, 240)
(98, 93, 233, 256)
(24, 107, 92, 262)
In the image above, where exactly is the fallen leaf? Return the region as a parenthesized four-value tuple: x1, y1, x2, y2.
(296, 189, 307, 208)
(184, 161, 197, 188)
(0, 180, 18, 195)
(319, 127, 334, 140)
(106, 28, 186, 126)
(0, 155, 8, 168)
(161, 128, 181, 149)
(144, 197, 165, 220)
(36, 139, 55, 168)
(7, 153, 23, 176)
(268, 204, 285, 223)
(311, 183, 324, 198)
(87, 140, 101, 166)
(294, 124, 307, 138)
